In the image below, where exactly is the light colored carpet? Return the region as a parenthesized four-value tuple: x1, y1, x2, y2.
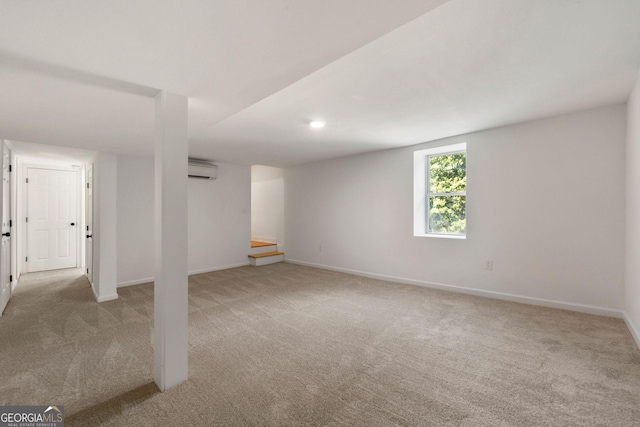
(1, 263, 639, 426)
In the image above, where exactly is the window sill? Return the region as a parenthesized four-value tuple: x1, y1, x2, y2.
(414, 233, 466, 240)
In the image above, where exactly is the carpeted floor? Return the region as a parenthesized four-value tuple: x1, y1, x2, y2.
(1, 263, 639, 426)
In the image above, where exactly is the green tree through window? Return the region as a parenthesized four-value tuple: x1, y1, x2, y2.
(427, 152, 466, 235)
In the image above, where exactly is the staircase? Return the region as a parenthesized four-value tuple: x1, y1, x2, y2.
(248, 240, 284, 266)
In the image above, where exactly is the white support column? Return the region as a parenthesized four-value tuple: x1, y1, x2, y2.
(92, 152, 118, 302)
(154, 91, 189, 391)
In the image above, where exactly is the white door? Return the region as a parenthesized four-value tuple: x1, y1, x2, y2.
(85, 165, 93, 283)
(26, 168, 78, 272)
(0, 144, 11, 314)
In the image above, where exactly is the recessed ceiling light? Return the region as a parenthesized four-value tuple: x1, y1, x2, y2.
(309, 120, 325, 129)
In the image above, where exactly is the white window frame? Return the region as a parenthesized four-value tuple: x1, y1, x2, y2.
(413, 143, 466, 239)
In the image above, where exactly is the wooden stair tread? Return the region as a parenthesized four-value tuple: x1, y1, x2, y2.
(248, 251, 284, 259)
(251, 240, 276, 248)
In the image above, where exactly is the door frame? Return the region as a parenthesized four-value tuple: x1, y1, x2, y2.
(0, 141, 12, 315)
(19, 163, 84, 274)
(85, 163, 93, 285)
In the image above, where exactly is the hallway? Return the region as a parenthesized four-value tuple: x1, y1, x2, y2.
(0, 269, 154, 416)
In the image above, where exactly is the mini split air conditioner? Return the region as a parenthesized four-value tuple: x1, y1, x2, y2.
(188, 159, 218, 180)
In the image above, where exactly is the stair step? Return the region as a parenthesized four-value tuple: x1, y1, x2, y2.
(250, 240, 277, 255)
(251, 240, 276, 248)
(248, 251, 284, 259)
(248, 251, 284, 266)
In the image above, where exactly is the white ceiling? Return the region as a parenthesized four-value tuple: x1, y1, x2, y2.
(1, 0, 639, 167)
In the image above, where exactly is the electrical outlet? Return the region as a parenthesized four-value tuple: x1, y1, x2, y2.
(484, 260, 493, 270)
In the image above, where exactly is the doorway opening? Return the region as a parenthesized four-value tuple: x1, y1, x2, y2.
(5, 141, 95, 305)
(249, 165, 285, 266)
(23, 165, 81, 273)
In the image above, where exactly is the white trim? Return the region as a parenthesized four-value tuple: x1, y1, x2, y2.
(420, 233, 466, 240)
(21, 163, 83, 273)
(414, 142, 467, 238)
(97, 293, 118, 302)
(417, 143, 467, 156)
(91, 282, 118, 302)
(117, 277, 154, 288)
(623, 311, 640, 350)
(285, 259, 624, 319)
(116, 262, 251, 288)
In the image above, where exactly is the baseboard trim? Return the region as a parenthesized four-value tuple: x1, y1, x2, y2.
(117, 277, 154, 288)
(97, 293, 118, 303)
(285, 259, 624, 319)
(623, 311, 640, 350)
(116, 262, 251, 288)
(91, 283, 118, 303)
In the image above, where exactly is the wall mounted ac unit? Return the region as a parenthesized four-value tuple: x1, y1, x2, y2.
(188, 159, 218, 180)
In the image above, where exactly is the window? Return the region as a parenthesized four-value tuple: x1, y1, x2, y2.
(413, 143, 466, 238)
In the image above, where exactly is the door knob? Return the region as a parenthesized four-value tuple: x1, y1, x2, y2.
(2, 232, 9, 237)
(70, 222, 76, 226)
(86, 234, 92, 238)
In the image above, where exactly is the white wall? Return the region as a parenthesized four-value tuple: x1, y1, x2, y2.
(285, 104, 627, 315)
(626, 72, 640, 347)
(187, 161, 251, 274)
(251, 165, 285, 250)
(117, 155, 251, 286)
(117, 155, 154, 285)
